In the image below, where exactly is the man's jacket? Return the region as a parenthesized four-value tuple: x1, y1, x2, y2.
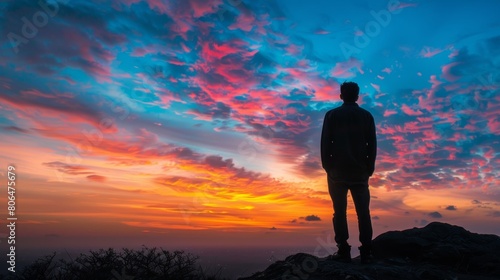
(321, 102, 377, 182)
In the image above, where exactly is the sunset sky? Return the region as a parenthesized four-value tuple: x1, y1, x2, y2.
(0, 0, 499, 258)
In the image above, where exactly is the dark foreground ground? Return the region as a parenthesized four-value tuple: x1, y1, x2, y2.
(239, 222, 500, 280)
(2, 222, 499, 279)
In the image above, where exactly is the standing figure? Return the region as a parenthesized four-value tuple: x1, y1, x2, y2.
(320, 81, 377, 263)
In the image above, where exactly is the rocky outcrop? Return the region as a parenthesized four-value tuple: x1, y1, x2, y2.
(239, 222, 500, 280)
(372, 222, 500, 277)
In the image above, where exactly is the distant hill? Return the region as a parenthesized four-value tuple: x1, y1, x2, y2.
(239, 222, 500, 280)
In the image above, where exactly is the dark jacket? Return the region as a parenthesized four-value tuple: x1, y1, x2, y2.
(321, 102, 377, 182)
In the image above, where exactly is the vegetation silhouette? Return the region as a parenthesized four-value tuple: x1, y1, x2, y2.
(2, 246, 229, 280)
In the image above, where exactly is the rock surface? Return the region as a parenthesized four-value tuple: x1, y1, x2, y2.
(238, 222, 500, 280)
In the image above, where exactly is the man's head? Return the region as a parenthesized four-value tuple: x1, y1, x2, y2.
(340, 81, 359, 102)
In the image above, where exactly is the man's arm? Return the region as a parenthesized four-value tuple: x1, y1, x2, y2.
(321, 111, 333, 172)
(367, 114, 377, 176)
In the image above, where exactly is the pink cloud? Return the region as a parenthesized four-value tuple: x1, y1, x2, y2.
(20, 89, 73, 99)
(383, 110, 398, 117)
(487, 118, 500, 134)
(200, 40, 245, 62)
(143, 0, 170, 14)
(441, 62, 461, 82)
(285, 44, 304, 56)
(87, 175, 107, 182)
(130, 46, 156, 57)
(154, 88, 184, 108)
(448, 49, 459, 58)
(0, 90, 104, 129)
(418, 75, 443, 112)
(313, 28, 330, 35)
(382, 67, 392, 74)
(312, 79, 340, 102)
(389, 2, 418, 12)
(189, 0, 222, 18)
(401, 104, 423, 116)
(420, 46, 446, 58)
(331, 58, 364, 78)
(185, 109, 216, 121)
(229, 11, 256, 32)
(42, 162, 92, 175)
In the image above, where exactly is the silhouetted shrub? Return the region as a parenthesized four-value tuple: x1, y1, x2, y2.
(3, 246, 227, 280)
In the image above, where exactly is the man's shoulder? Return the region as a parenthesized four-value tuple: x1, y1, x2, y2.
(324, 106, 343, 119)
(324, 107, 338, 116)
(357, 106, 374, 116)
(325, 104, 374, 118)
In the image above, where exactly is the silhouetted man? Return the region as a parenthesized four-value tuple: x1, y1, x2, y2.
(320, 81, 377, 263)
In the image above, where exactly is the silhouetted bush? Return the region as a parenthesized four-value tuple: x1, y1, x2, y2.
(2, 247, 227, 280)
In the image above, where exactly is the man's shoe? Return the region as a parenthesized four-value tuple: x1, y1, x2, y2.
(359, 245, 374, 264)
(327, 244, 351, 263)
